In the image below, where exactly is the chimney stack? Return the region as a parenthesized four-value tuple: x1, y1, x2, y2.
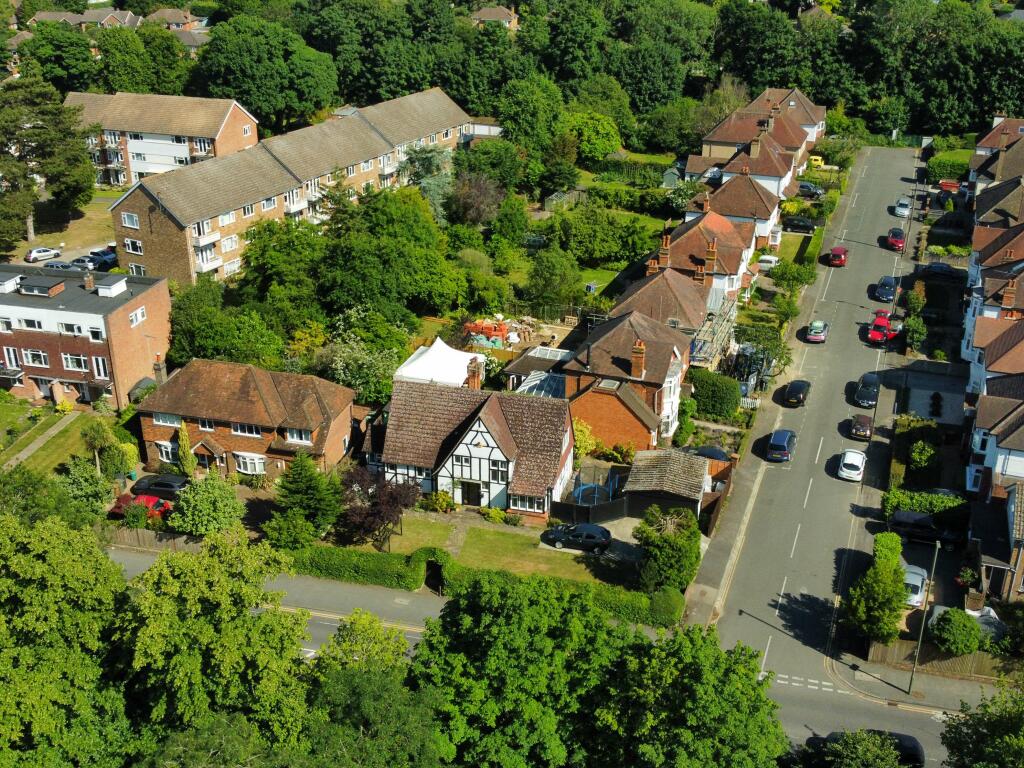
(702, 191, 711, 211)
(646, 257, 659, 277)
(1003, 248, 1015, 264)
(996, 128, 1011, 181)
(153, 353, 167, 385)
(657, 221, 671, 269)
(993, 113, 1007, 128)
(630, 339, 646, 380)
(466, 357, 484, 389)
(1003, 278, 1017, 310)
(749, 137, 761, 159)
(741, 164, 750, 176)
(83, 272, 94, 290)
(704, 238, 718, 288)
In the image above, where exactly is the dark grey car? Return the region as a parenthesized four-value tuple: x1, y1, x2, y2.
(854, 373, 881, 408)
(541, 523, 611, 553)
(130, 473, 190, 501)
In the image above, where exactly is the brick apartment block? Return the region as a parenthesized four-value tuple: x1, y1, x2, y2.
(65, 92, 259, 186)
(108, 87, 473, 285)
(138, 359, 355, 478)
(0, 266, 170, 409)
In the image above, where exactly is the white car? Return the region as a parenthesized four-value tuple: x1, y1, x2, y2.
(903, 564, 928, 608)
(894, 197, 913, 218)
(25, 247, 61, 263)
(757, 255, 780, 273)
(837, 449, 867, 482)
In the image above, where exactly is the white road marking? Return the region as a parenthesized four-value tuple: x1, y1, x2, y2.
(790, 523, 801, 558)
(393, 597, 410, 605)
(839, 229, 847, 242)
(815, 436, 823, 464)
(791, 676, 804, 682)
(760, 636, 772, 674)
(803, 478, 813, 509)
(820, 263, 835, 301)
(776, 576, 788, 617)
(852, 192, 860, 207)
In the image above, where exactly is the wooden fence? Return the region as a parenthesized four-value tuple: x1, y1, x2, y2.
(107, 526, 203, 553)
(868, 638, 1016, 681)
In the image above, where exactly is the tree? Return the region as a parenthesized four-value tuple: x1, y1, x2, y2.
(169, 474, 246, 536)
(843, 534, 907, 644)
(715, 0, 806, 94)
(113, 528, 310, 742)
(909, 439, 935, 471)
(942, 684, 1024, 768)
(632, 505, 702, 592)
(177, 423, 197, 478)
(328, 331, 404, 405)
(453, 138, 530, 193)
(496, 73, 565, 154)
(492, 194, 529, 245)
(263, 506, 317, 550)
(524, 245, 583, 307)
(686, 367, 741, 420)
(447, 172, 504, 225)
(818, 730, 901, 768)
(17, 22, 96, 94)
(96, 27, 154, 93)
(589, 626, 789, 768)
(608, 37, 686, 116)
(81, 417, 116, 474)
(570, 74, 639, 148)
(572, 417, 599, 461)
(58, 457, 114, 522)
(100, 442, 139, 481)
(275, 451, 339, 535)
(191, 15, 336, 132)
(339, 466, 419, 543)
(931, 608, 981, 657)
(136, 23, 191, 96)
(555, 111, 622, 167)
(136, 712, 304, 768)
(0, 67, 95, 248)
(312, 609, 407, 675)
(543, 0, 608, 86)
(903, 314, 926, 351)
(0, 464, 91, 528)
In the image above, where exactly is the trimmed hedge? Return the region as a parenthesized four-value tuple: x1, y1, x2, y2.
(926, 150, 972, 184)
(881, 488, 965, 519)
(873, 532, 903, 565)
(290, 545, 425, 591)
(686, 367, 741, 420)
(648, 586, 686, 626)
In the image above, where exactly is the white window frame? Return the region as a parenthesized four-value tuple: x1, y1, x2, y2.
(510, 494, 544, 512)
(233, 452, 266, 475)
(489, 459, 508, 483)
(231, 422, 261, 437)
(124, 238, 143, 255)
(61, 353, 88, 372)
(129, 263, 146, 276)
(195, 243, 217, 266)
(89, 327, 104, 342)
(20, 319, 42, 331)
(156, 440, 177, 463)
(194, 137, 211, 153)
(129, 132, 143, 141)
(219, 211, 235, 227)
(360, 160, 373, 172)
(224, 258, 242, 276)
(261, 196, 277, 211)
(173, 135, 188, 145)
(286, 427, 312, 444)
(199, 418, 214, 432)
(104, 130, 119, 143)
(153, 412, 181, 427)
(3, 347, 20, 370)
(192, 219, 212, 237)
(242, 125, 252, 137)
(442, 128, 452, 140)
(121, 212, 139, 229)
(129, 307, 146, 327)
(0, 318, 10, 333)
(221, 235, 238, 253)
(22, 349, 49, 367)
(58, 322, 82, 335)
(131, 152, 146, 162)
(92, 355, 109, 380)
(242, 204, 255, 218)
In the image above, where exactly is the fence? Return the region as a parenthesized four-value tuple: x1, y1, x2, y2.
(107, 526, 204, 553)
(551, 497, 628, 525)
(867, 638, 1016, 680)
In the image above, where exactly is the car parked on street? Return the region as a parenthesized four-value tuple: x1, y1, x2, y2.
(894, 197, 913, 218)
(805, 320, 829, 343)
(837, 449, 867, 481)
(784, 379, 811, 407)
(854, 372, 881, 408)
(766, 429, 797, 462)
(540, 523, 611, 554)
(798, 181, 824, 199)
(887, 227, 906, 250)
(850, 414, 874, 440)
(130, 474, 190, 501)
(783, 216, 816, 234)
(903, 564, 928, 608)
(875, 275, 898, 302)
(827, 246, 848, 267)
(867, 310, 902, 345)
(25, 246, 61, 262)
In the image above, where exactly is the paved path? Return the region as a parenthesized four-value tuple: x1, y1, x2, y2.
(2, 410, 80, 470)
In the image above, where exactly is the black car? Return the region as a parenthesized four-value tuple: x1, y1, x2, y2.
(810, 731, 925, 768)
(541, 523, 612, 553)
(130, 473, 190, 501)
(875, 275, 898, 302)
(784, 379, 811, 407)
(798, 181, 824, 199)
(695, 445, 730, 461)
(887, 509, 965, 551)
(854, 373, 881, 408)
(782, 215, 815, 234)
(766, 429, 797, 462)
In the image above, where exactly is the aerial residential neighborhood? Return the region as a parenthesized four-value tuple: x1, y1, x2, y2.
(2, 0, 1024, 765)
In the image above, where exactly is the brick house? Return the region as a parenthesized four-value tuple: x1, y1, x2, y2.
(970, 129, 1024, 192)
(369, 379, 573, 521)
(29, 9, 143, 29)
(0, 266, 169, 408)
(962, 224, 1024, 365)
(684, 172, 782, 249)
(65, 91, 258, 186)
(609, 268, 707, 334)
(975, 115, 1024, 157)
(746, 87, 826, 144)
(138, 359, 355, 478)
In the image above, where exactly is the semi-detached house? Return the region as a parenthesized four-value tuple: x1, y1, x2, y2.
(108, 88, 472, 285)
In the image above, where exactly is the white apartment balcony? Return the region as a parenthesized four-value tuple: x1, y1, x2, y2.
(192, 230, 221, 247)
(196, 256, 223, 273)
(284, 196, 307, 214)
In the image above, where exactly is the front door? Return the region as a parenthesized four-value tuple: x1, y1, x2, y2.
(461, 481, 481, 506)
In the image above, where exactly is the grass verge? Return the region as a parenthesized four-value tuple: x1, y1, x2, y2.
(0, 412, 61, 465)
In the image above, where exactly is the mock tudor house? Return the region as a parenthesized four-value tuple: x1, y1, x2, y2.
(65, 92, 259, 186)
(138, 359, 355, 478)
(0, 267, 169, 409)
(370, 380, 573, 520)
(684, 173, 782, 249)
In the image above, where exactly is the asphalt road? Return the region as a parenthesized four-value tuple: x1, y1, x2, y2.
(715, 148, 952, 762)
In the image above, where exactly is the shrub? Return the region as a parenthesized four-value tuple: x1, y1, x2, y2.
(889, 463, 905, 489)
(633, 505, 702, 593)
(122, 503, 150, 529)
(905, 287, 926, 316)
(572, 417, 600, 462)
(881, 488, 965, 518)
(686, 367, 741, 420)
(55, 400, 73, 415)
(932, 349, 948, 362)
(909, 440, 937, 470)
(504, 513, 522, 527)
(903, 314, 927, 351)
(480, 506, 505, 524)
(264, 507, 317, 550)
(926, 150, 971, 184)
(648, 586, 685, 626)
(596, 443, 635, 464)
(931, 608, 981, 656)
(290, 545, 426, 590)
(169, 474, 246, 536)
(239, 473, 271, 491)
(420, 491, 455, 514)
(672, 398, 698, 447)
(872, 532, 903, 566)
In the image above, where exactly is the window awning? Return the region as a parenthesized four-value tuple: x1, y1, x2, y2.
(0, 367, 23, 382)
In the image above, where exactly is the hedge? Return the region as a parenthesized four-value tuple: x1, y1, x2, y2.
(686, 367, 741, 420)
(881, 488, 965, 519)
(926, 150, 972, 184)
(872, 532, 903, 565)
(289, 545, 425, 591)
(648, 586, 686, 626)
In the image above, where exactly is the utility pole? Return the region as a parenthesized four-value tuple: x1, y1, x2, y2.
(908, 538, 941, 694)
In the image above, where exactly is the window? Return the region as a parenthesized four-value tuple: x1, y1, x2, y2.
(453, 455, 469, 472)
(286, 428, 311, 444)
(224, 258, 242, 276)
(191, 219, 212, 237)
(219, 211, 235, 227)
(174, 156, 189, 166)
(153, 412, 181, 427)
(89, 327, 104, 342)
(121, 212, 139, 229)
(489, 459, 508, 483)
(242, 204, 255, 218)
(243, 125, 252, 137)
(92, 356, 108, 379)
(233, 452, 266, 475)
(231, 422, 261, 437)
(3, 347, 19, 370)
(261, 196, 277, 211)
(58, 322, 82, 335)
(360, 160, 373, 172)
(199, 418, 214, 431)
(346, 165, 355, 176)
(385, 463, 397, 472)
(104, 131, 119, 143)
(22, 349, 48, 367)
(0, 319, 11, 333)
(20, 319, 42, 331)
(442, 128, 451, 140)
(129, 263, 146, 276)
(194, 138, 211, 153)
(129, 133, 143, 141)
(61, 353, 88, 372)
(324, 173, 333, 183)
(221, 235, 238, 252)
(131, 152, 146, 162)
(156, 441, 177, 463)
(195, 244, 217, 266)
(129, 307, 146, 327)
(429, 133, 437, 144)
(124, 238, 143, 255)
(510, 495, 544, 512)
(173, 135, 188, 144)
(414, 466, 428, 479)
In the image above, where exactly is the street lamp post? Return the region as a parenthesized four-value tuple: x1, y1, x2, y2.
(908, 538, 941, 694)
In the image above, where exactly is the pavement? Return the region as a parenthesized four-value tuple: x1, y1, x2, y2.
(685, 147, 992, 764)
(2, 410, 80, 470)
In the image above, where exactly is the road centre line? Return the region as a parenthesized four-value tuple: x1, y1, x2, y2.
(776, 576, 788, 617)
(851, 192, 859, 208)
(815, 436, 824, 464)
(803, 479, 813, 509)
(790, 523, 801, 558)
(760, 635, 772, 674)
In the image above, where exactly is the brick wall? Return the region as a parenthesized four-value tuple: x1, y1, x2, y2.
(569, 388, 657, 450)
(112, 187, 192, 285)
(105, 280, 170, 408)
(2, 329, 113, 402)
(213, 104, 259, 156)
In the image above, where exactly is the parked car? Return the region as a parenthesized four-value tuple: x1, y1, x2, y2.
(130, 474, 190, 501)
(798, 181, 824, 199)
(828, 246, 848, 267)
(42, 261, 80, 272)
(854, 372, 881, 408)
(25, 246, 61, 262)
(784, 379, 811, 407)
(903, 564, 928, 608)
(810, 731, 925, 768)
(69, 255, 99, 271)
(766, 429, 797, 462)
(805, 320, 830, 343)
(540, 523, 612, 554)
(850, 413, 874, 440)
(894, 197, 913, 218)
(783, 216, 815, 234)
(917, 261, 961, 278)
(837, 449, 867, 481)
(695, 445, 730, 461)
(89, 247, 118, 267)
(887, 509, 964, 550)
(757, 254, 780, 273)
(887, 227, 906, 250)
(867, 310, 902, 345)
(875, 275, 898, 302)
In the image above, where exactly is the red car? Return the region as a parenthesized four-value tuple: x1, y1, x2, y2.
(867, 310, 902, 344)
(828, 246, 848, 267)
(887, 227, 906, 250)
(111, 493, 173, 519)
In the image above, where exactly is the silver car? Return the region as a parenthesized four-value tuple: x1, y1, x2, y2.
(904, 564, 928, 608)
(894, 197, 913, 218)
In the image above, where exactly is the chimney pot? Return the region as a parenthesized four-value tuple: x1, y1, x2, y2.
(1003, 278, 1018, 309)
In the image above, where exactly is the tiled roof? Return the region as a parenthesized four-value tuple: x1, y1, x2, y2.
(562, 311, 689, 385)
(381, 381, 569, 497)
(64, 91, 252, 138)
(32, 9, 142, 26)
(687, 172, 779, 221)
(356, 87, 470, 146)
(684, 155, 723, 177)
(972, 140, 1024, 185)
(610, 268, 708, 331)
(982, 275, 1024, 311)
(572, 379, 660, 430)
(977, 393, 1024, 451)
(5, 30, 32, 50)
(503, 346, 573, 377)
(977, 119, 1024, 150)
(623, 449, 709, 502)
(146, 8, 194, 23)
(976, 222, 1024, 267)
(139, 359, 353, 454)
(661, 211, 750, 276)
(973, 316, 1019, 349)
(982, 319, 1024, 374)
(471, 5, 516, 21)
(171, 28, 210, 48)
(723, 133, 793, 178)
(262, 117, 393, 184)
(747, 87, 825, 127)
(986, 372, 1024, 400)
(975, 176, 1024, 228)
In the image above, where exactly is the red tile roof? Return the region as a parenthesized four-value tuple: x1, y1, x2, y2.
(610, 268, 708, 331)
(723, 133, 793, 178)
(661, 211, 750, 276)
(686, 173, 780, 220)
(747, 88, 826, 127)
(977, 119, 1024, 150)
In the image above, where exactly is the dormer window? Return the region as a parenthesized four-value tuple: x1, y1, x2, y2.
(286, 428, 311, 444)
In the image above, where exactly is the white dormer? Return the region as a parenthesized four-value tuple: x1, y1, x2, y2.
(96, 275, 128, 298)
(0, 275, 20, 294)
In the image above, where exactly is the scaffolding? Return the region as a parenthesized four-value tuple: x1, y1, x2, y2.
(689, 295, 737, 369)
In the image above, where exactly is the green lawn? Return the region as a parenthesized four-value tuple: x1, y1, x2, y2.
(579, 267, 621, 294)
(6, 191, 125, 259)
(776, 233, 805, 263)
(622, 150, 677, 165)
(603, 208, 666, 234)
(577, 170, 630, 190)
(0, 402, 29, 437)
(455, 527, 598, 583)
(0, 412, 61, 466)
(385, 516, 454, 554)
(22, 414, 96, 474)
